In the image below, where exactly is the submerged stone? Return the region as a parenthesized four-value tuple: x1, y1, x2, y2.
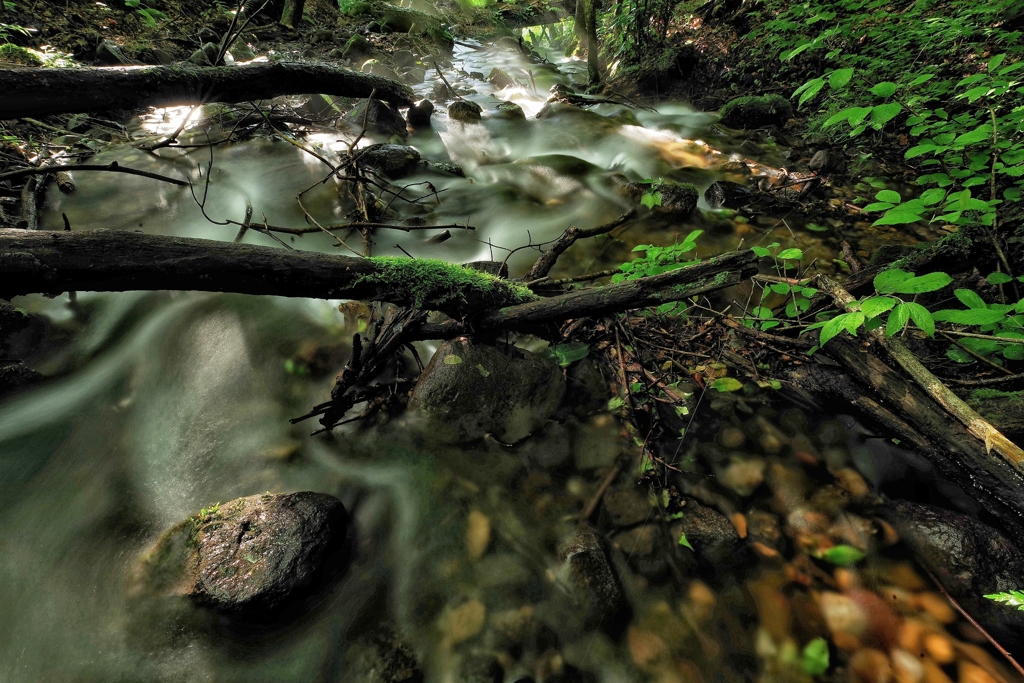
(133, 492, 354, 619)
(447, 100, 483, 123)
(409, 339, 564, 443)
(558, 527, 631, 632)
(493, 101, 526, 119)
(704, 179, 753, 209)
(718, 94, 793, 129)
(406, 98, 434, 127)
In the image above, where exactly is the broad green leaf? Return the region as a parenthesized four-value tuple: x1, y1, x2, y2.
(752, 246, 771, 257)
(640, 191, 663, 209)
(873, 208, 923, 226)
(875, 189, 901, 203)
(823, 106, 872, 129)
(909, 73, 935, 87)
(874, 269, 914, 294)
(769, 283, 792, 295)
(861, 296, 896, 318)
(987, 272, 1014, 285)
(920, 188, 947, 205)
(905, 302, 935, 337)
(887, 303, 910, 336)
(801, 638, 830, 676)
(798, 78, 826, 107)
(954, 289, 988, 310)
(989, 54, 1006, 71)
(870, 102, 902, 125)
(678, 531, 694, 550)
(711, 377, 743, 392)
(816, 545, 865, 566)
(1004, 344, 1024, 360)
(892, 272, 953, 294)
(862, 202, 895, 212)
(777, 248, 803, 260)
(906, 143, 938, 159)
(870, 81, 898, 97)
(819, 312, 864, 347)
(947, 346, 974, 363)
(932, 309, 1007, 325)
(829, 67, 854, 89)
(962, 337, 1002, 355)
(952, 126, 991, 147)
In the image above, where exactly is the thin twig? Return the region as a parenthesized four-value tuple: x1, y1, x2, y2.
(0, 162, 187, 186)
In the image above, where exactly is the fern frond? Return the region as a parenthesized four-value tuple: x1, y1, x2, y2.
(983, 590, 1024, 611)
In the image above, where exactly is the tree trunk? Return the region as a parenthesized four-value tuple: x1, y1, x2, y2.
(279, 0, 306, 28)
(0, 62, 415, 119)
(584, 0, 601, 84)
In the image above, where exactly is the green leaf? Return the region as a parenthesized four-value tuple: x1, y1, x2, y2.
(875, 189, 901, 203)
(905, 302, 935, 337)
(947, 346, 974, 363)
(640, 191, 663, 209)
(870, 102, 902, 125)
(870, 81, 898, 97)
(952, 126, 991, 147)
(887, 303, 910, 336)
(933, 309, 1007, 325)
(874, 269, 914, 294)
(815, 545, 865, 566)
(862, 202, 895, 212)
(678, 531, 694, 550)
(801, 638, 830, 676)
(1004, 344, 1024, 360)
(920, 188, 947, 206)
(892, 272, 953, 294)
(443, 354, 463, 365)
(987, 272, 1014, 285)
(777, 248, 803, 260)
(819, 312, 864, 347)
(829, 67, 854, 89)
(805, 222, 828, 232)
(909, 74, 935, 87)
(954, 289, 988, 310)
(823, 106, 872, 129)
(989, 54, 1006, 72)
(861, 296, 896, 318)
(711, 377, 743, 392)
(552, 342, 590, 367)
(797, 77, 826, 107)
(984, 590, 1024, 611)
(873, 207, 923, 226)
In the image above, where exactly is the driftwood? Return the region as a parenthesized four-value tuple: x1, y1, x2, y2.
(0, 62, 415, 120)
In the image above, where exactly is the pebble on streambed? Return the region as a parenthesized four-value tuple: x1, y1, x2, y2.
(130, 492, 355, 622)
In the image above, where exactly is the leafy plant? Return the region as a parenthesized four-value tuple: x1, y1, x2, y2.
(613, 229, 702, 283)
(984, 589, 1024, 611)
(125, 0, 167, 28)
(637, 176, 665, 209)
(801, 637, 830, 676)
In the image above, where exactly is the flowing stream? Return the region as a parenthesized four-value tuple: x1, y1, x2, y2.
(1, 32, 954, 683)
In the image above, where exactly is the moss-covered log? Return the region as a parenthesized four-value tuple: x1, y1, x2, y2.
(0, 62, 415, 119)
(0, 229, 533, 317)
(413, 250, 759, 339)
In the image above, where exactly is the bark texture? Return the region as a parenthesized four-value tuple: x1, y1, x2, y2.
(0, 62, 415, 119)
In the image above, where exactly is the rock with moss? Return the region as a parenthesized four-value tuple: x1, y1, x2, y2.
(356, 143, 421, 179)
(342, 34, 376, 62)
(624, 180, 699, 218)
(447, 100, 483, 123)
(370, 2, 440, 34)
(132, 492, 354, 619)
(408, 339, 564, 443)
(345, 98, 408, 138)
(0, 43, 42, 67)
(361, 58, 403, 82)
(493, 101, 526, 119)
(718, 94, 793, 129)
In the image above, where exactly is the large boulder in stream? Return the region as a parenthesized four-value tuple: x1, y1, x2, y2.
(447, 100, 483, 123)
(880, 500, 1024, 657)
(718, 94, 793, 129)
(408, 339, 564, 443)
(623, 180, 699, 219)
(132, 492, 355, 620)
(704, 179, 754, 209)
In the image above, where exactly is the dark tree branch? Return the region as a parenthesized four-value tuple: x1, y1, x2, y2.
(524, 209, 636, 282)
(0, 162, 188, 186)
(0, 62, 415, 119)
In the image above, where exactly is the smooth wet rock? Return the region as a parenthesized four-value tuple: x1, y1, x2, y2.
(809, 148, 842, 174)
(345, 98, 408, 137)
(880, 500, 1024, 657)
(558, 527, 630, 630)
(133, 492, 354, 619)
(393, 49, 416, 67)
(704, 179, 754, 209)
(188, 42, 220, 66)
(406, 99, 434, 127)
(343, 625, 424, 683)
(673, 498, 744, 568)
(719, 94, 793, 129)
(356, 143, 421, 179)
(422, 160, 464, 176)
(409, 339, 564, 443)
(230, 41, 256, 61)
(362, 58, 403, 82)
(447, 99, 483, 123)
(343, 33, 375, 61)
(96, 39, 131, 64)
(488, 67, 517, 89)
(493, 101, 526, 119)
(402, 66, 426, 84)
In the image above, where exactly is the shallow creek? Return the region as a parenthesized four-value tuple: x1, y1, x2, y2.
(0, 34, 984, 683)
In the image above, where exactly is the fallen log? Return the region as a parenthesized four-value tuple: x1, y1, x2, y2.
(0, 62, 415, 120)
(412, 250, 760, 339)
(0, 229, 533, 317)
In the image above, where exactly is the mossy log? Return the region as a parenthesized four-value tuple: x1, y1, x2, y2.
(0, 229, 532, 318)
(0, 62, 415, 119)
